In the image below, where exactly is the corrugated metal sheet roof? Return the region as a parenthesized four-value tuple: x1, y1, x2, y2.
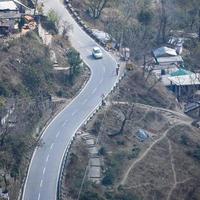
(170, 68, 193, 77)
(0, 1, 17, 10)
(153, 46, 177, 58)
(0, 11, 21, 19)
(168, 73, 200, 86)
(156, 56, 183, 64)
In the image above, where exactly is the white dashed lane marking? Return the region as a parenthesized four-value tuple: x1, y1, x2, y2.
(56, 131, 61, 138)
(72, 110, 77, 116)
(42, 167, 46, 175)
(40, 179, 43, 188)
(92, 88, 97, 94)
(50, 143, 54, 150)
(46, 154, 49, 162)
(82, 99, 88, 105)
(37, 193, 40, 200)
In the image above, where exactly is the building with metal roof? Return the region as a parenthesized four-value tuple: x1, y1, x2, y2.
(156, 55, 183, 65)
(168, 73, 200, 86)
(0, 1, 18, 11)
(170, 68, 193, 77)
(153, 46, 177, 58)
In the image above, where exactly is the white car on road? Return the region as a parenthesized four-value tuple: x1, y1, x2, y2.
(92, 46, 103, 59)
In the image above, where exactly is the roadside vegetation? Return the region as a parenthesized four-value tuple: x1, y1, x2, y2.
(0, 18, 88, 198)
(72, 0, 200, 68)
(63, 68, 200, 199)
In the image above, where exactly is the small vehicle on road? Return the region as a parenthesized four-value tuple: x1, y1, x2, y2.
(92, 46, 103, 59)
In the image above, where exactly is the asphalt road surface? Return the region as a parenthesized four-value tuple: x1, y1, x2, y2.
(22, 1, 118, 200)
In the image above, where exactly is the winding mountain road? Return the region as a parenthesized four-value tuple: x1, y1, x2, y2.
(22, 1, 119, 200)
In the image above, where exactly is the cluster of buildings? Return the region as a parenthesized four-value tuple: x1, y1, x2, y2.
(151, 37, 200, 104)
(0, 0, 34, 36)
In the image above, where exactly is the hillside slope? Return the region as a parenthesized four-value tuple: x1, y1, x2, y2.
(63, 69, 200, 200)
(0, 31, 89, 199)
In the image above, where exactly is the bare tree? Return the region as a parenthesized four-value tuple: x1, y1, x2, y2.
(87, 0, 109, 19)
(157, 0, 168, 43)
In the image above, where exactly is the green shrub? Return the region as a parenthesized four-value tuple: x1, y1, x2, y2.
(180, 134, 190, 146)
(98, 147, 106, 156)
(187, 145, 200, 162)
(80, 191, 103, 200)
(127, 147, 140, 160)
(102, 168, 115, 186)
(0, 81, 10, 97)
(22, 67, 41, 92)
(105, 191, 139, 200)
(67, 48, 82, 84)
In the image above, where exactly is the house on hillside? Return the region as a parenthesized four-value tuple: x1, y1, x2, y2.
(151, 46, 184, 76)
(153, 46, 177, 58)
(0, 0, 33, 36)
(168, 37, 184, 55)
(163, 68, 200, 99)
(0, 0, 21, 35)
(153, 46, 183, 66)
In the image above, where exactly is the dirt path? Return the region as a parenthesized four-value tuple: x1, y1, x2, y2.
(112, 100, 193, 189)
(112, 101, 192, 123)
(167, 138, 177, 200)
(120, 124, 175, 185)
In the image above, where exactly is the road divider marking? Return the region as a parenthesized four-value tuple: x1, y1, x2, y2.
(77, 41, 83, 45)
(40, 180, 43, 188)
(99, 78, 103, 85)
(56, 131, 61, 138)
(86, 49, 91, 53)
(62, 120, 68, 127)
(50, 143, 54, 150)
(72, 110, 77, 116)
(82, 98, 88, 105)
(43, 167, 46, 175)
(92, 88, 97, 94)
(37, 193, 40, 200)
(46, 154, 49, 162)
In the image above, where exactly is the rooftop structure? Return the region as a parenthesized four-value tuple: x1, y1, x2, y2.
(168, 73, 200, 86)
(0, 1, 18, 11)
(153, 46, 177, 58)
(155, 55, 183, 65)
(136, 129, 149, 142)
(170, 68, 193, 77)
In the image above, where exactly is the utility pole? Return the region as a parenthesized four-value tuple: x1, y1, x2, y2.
(34, 0, 38, 16)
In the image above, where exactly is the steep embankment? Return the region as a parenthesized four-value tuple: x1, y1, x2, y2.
(63, 69, 200, 200)
(0, 31, 89, 199)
